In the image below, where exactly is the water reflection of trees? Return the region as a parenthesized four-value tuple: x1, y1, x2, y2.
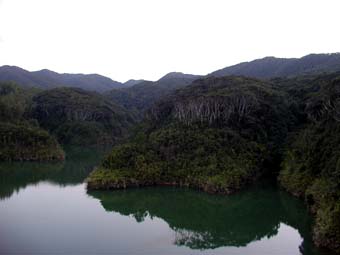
(87, 183, 325, 254)
(0, 146, 109, 199)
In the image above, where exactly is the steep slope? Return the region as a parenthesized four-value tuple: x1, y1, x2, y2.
(29, 87, 136, 145)
(105, 72, 201, 116)
(0, 66, 122, 92)
(210, 53, 340, 79)
(278, 74, 340, 252)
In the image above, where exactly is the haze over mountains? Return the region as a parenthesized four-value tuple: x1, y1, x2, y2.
(1, 53, 340, 93)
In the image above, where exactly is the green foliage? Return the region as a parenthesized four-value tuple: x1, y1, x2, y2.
(0, 121, 64, 161)
(280, 125, 340, 252)
(0, 82, 65, 161)
(0, 82, 31, 122)
(30, 87, 136, 145)
(54, 121, 110, 145)
(279, 74, 340, 252)
(313, 201, 340, 252)
(148, 76, 295, 152)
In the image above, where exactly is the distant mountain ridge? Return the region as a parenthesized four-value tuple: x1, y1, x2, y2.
(2, 53, 340, 95)
(157, 72, 202, 89)
(210, 53, 340, 78)
(0, 66, 123, 92)
(105, 53, 340, 116)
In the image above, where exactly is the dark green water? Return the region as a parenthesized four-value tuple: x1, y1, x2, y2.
(0, 147, 334, 255)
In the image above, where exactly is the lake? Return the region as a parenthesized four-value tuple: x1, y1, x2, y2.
(0, 147, 333, 255)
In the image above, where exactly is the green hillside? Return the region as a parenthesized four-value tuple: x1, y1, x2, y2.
(278, 74, 340, 252)
(0, 82, 64, 161)
(30, 87, 136, 145)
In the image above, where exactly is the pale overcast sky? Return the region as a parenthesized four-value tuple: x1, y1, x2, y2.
(0, 0, 339, 82)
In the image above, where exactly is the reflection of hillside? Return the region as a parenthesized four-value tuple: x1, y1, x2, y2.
(88, 182, 331, 254)
(0, 146, 109, 199)
(88, 183, 284, 249)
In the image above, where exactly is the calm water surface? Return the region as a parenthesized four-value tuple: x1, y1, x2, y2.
(0, 147, 333, 255)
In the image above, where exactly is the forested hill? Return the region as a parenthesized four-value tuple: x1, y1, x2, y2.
(0, 66, 122, 93)
(0, 82, 64, 161)
(29, 87, 136, 145)
(88, 75, 292, 193)
(210, 53, 340, 79)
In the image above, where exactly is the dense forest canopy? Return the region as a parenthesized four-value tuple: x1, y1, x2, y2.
(0, 82, 64, 161)
(277, 74, 340, 252)
(88, 76, 295, 193)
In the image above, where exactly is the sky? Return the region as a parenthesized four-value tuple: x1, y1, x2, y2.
(0, 0, 340, 82)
